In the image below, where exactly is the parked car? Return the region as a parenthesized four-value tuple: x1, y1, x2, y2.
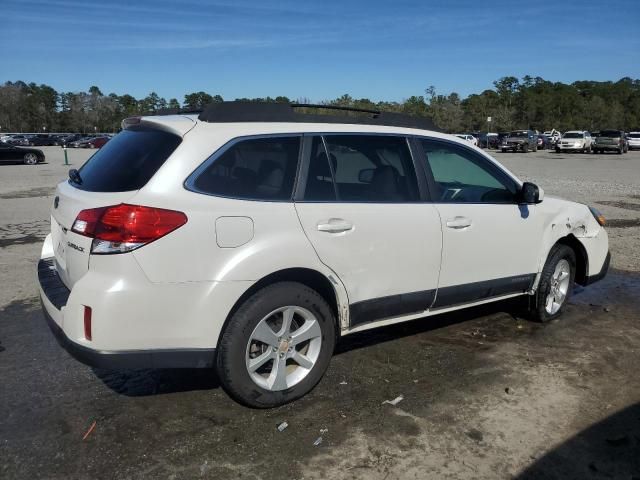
(543, 130, 561, 145)
(58, 134, 84, 147)
(593, 130, 628, 154)
(38, 102, 610, 407)
(627, 132, 640, 150)
(454, 134, 478, 146)
(0, 142, 45, 164)
(501, 130, 538, 152)
(68, 137, 94, 148)
(29, 134, 60, 146)
(85, 136, 110, 149)
(555, 131, 593, 153)
(537, 135, 549, 150)
(6, 134, 31, 146)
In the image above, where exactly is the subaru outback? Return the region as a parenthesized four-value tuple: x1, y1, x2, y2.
(38, 103, 610, 408)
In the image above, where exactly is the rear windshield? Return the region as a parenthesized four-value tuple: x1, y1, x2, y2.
(509, 131, 527, 137)
(599, 130, 621, 137)
(563, 132, 583, 138)
(628, 133, 640, 138)
(72, 128, 181, 192)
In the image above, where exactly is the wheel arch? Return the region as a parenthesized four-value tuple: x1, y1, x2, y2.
(217, 267, 346, 349)
(556, 234, 589, 286)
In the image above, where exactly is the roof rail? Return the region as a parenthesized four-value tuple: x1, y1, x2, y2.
(147, 107, 204, 116)
(195, 102, 439, 131)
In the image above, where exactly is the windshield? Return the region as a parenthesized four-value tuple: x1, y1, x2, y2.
(599, 130, 621, 137)
(629, 133, 640, 138)
(563, 132, 583, 139)
(509, 131, 527, 138)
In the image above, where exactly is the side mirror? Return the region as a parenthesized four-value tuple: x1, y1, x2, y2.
(520, 182, 542, 204)
(358, 168, 375, 184)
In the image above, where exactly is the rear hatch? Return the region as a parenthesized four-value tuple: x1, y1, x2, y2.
(50, 123, 187, 289)
(597, 130, 621, 144)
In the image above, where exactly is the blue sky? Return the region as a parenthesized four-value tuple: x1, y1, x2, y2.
(1, 0, 639, 102)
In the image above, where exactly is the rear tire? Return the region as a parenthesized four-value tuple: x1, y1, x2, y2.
(528, 244, 576, 322)
(23, 153, 38, 165)
(216, 282, 336, 408)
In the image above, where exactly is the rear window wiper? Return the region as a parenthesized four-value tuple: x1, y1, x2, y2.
(69, 168, 83, 185)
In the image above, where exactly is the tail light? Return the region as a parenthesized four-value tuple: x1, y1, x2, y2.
(71, 204, 187, 254)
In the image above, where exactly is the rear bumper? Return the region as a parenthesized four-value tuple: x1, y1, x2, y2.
(593, 144, 621, 151)
(38, 257, 216, 369)
(41, 299, 216, 369)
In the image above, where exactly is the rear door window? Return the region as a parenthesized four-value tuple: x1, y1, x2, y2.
(73, 127, 182, 192)
(302, 135, 419, 202)
(190, 136, 301, 201)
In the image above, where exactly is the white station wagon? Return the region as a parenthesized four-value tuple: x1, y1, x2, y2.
(38, 103, 610, 407)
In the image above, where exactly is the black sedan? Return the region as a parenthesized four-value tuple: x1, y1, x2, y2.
(0, 143, 45, 165)
(28, 135, 60, 146)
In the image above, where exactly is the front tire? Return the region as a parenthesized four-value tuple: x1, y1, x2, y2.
(528, 244, 576, 322)
(216, 282, 336, 408)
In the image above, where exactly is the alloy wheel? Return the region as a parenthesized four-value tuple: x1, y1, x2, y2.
(545, 259, 571, 315)
(24, 153, 38, 165)
(245, 306, 322, 391)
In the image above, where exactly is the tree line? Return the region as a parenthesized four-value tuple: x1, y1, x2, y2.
(1, 76, 638, 134)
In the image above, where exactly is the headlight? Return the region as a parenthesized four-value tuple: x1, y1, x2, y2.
(589, 206, 606, 226)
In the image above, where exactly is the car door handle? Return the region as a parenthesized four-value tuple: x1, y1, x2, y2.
(317, 219, 353, 233)
(446, 217, 472, 229)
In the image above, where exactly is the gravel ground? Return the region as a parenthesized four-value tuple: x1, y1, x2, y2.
(1, 146, 639, 479)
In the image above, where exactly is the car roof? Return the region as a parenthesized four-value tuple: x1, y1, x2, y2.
(133, 102, 442, 137)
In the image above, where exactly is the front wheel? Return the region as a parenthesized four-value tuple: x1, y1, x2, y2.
(23, 153, 38, 165)
(216, 282, 336, 408)
(528, 244, 576, 322)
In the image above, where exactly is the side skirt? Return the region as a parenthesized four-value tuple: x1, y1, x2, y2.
(347, 274, 536, 330)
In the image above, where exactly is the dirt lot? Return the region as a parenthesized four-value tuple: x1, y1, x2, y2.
(1, 147, 639, 479)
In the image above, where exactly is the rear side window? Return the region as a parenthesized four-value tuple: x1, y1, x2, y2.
(190, 136, 301, 201)
(73, 128, 181, 192)
(302, 135, 419, 203)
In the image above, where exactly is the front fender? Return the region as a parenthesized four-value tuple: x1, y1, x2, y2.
(533, 198, 607, 289)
